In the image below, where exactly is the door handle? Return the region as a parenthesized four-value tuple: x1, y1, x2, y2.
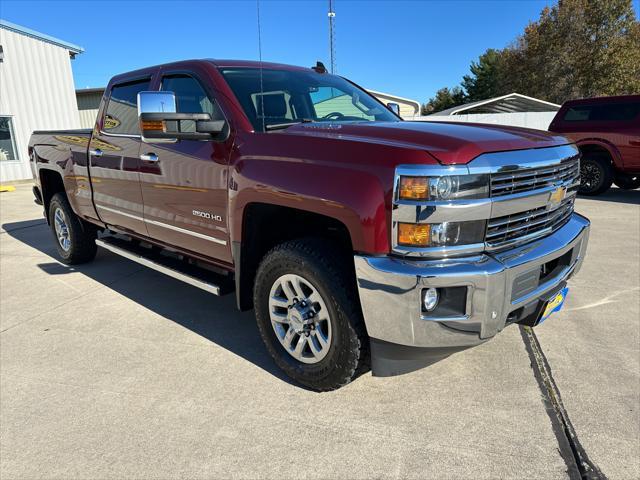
(89, 148, 103, 157)
(140, 153, 159, 162)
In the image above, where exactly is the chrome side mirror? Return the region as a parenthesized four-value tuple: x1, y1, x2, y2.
(137, 91, 227, 142)
(138, 91, 178, 143)
(387, 102, 401, 116)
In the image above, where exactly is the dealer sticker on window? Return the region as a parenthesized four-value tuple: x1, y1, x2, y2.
(539, 287, 569, 324)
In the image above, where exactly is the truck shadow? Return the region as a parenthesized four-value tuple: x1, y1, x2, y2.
(2, 219, 307, 389)
(577, 187, 640, 205)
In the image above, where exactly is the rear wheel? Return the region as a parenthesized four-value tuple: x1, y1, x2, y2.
(613, 173, 640, 190)
(48, 193, 97, 264)
(253, 239, 368, 391)
(579, 155, 612, 196)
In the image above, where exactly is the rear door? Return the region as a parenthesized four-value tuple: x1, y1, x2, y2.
(138, 72, 233, 263)
(90, 78, 152, 235)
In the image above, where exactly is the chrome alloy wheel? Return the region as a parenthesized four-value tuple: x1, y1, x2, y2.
(53, 207, 71, 252)
(268, 274, 332, 364)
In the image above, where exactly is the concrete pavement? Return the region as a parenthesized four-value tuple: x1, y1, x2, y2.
(1, 184, 638, 479)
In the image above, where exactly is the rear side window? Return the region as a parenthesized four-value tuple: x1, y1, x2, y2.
(563, 102, 640, 122)
(161, 75, 224, 121)
(103, 79, 151, 135)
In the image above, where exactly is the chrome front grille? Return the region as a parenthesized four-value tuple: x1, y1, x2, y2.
(490, 157, 580, 197)
(486, 197, 575, 249)
(391, 145, 581, 258)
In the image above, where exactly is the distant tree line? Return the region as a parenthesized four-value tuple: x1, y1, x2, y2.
(421, 0, 640, 115)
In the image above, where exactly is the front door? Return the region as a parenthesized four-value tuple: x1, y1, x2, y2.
(90, 78, 151, 235)
(138, 73, 232, 263)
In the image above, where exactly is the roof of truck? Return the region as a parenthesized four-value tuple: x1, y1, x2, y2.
(560, 94, 640, 107)
(106, 59, 317, 85)
(207, 59, 315, 71)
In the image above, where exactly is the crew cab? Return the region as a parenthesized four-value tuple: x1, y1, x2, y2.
(549, 95, 640, 195)
(29, 59, 590, 391)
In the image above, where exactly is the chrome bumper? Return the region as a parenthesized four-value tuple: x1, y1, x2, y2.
(355, 213, 590, 349)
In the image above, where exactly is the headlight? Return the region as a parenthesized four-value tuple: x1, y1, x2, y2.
(399, 174, 489, 201)
(398, 220, 486, 248)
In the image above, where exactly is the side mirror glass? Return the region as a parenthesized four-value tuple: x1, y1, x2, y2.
(387, 102, 401, 116)
(138, 91, 177, 115)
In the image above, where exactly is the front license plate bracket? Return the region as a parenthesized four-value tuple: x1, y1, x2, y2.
(515, 282, 568, 327)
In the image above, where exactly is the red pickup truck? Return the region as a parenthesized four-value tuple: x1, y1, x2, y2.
(29, 59, 590, 390)
(549, 95, 640, 195)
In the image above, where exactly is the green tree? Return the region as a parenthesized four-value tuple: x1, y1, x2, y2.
(421, 87, 466, 115)
(504, 0, 640, 103)
(461, 49, 508, 101)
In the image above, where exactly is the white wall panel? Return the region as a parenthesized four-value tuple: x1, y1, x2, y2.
(0, 27, 80, 182)
(78, 108, 99, 128)
(407, 112, 557, 131)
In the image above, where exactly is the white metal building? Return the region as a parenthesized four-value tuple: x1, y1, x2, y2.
(367, 90, 421, 118)
(76, 87, 103, 129)
(0, 20, 83, 182)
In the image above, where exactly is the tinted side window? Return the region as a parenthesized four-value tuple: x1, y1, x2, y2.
(563, 102, 640, 122)
(161, 75, 224, 120)
(103, 79, 151, 135)
(563, 106, 591, 122)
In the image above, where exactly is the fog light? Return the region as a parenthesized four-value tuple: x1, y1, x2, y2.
(423, 288, 439, 312)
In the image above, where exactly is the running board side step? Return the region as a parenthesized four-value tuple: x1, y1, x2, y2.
(96, 237, 231, 296)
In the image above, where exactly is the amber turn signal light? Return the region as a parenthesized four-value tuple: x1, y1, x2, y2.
(398, 222, 431, 247)
(399, 176, 429, 200)
(141, 120, 165, 131)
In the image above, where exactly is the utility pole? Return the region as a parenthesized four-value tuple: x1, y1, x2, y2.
(328, 0, 336, 74)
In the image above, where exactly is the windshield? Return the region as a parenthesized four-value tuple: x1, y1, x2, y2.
(219, 67, 400, 131)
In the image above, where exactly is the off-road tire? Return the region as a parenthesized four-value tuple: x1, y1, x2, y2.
(253, 239, 369, 391)
(48, 193, 97, 264)
(579, 154, 613, 196)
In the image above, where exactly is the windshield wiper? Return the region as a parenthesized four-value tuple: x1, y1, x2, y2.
(265, 118, 316, 131)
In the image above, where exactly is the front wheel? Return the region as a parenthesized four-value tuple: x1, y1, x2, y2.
(253, 239, 369, 391)
(48, 193, 97, 264)
(579, 155, 613, 196)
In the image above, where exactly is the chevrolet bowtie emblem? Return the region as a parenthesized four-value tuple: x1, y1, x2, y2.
(549, 185, 567, 207)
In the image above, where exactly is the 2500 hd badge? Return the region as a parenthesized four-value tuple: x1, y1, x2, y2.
(192, 209, 223, 222)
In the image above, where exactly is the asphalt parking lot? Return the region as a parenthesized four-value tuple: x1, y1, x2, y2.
(1, 183, 638, 479)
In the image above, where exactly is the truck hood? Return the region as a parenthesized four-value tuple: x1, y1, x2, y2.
(288, 120, 570, 164)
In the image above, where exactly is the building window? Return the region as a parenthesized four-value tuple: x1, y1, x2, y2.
(0, 117, 18, 161)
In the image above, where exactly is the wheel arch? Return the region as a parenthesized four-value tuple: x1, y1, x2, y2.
(576, 140, 621, 169)
(233, 202, 355, 311)
(38, 168, 66, 224)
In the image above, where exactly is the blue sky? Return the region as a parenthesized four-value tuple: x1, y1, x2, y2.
(2, 0, 638, 104)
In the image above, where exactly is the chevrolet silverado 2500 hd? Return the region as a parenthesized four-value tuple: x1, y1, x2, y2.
(29, 60, 590, 391)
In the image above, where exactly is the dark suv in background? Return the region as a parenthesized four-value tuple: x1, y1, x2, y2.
(549, 95, 640, 195)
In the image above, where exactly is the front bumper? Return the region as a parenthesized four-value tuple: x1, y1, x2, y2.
(355, 213, 590, 374)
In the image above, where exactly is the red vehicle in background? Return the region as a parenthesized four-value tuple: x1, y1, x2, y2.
(549, 95, 640, 195)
